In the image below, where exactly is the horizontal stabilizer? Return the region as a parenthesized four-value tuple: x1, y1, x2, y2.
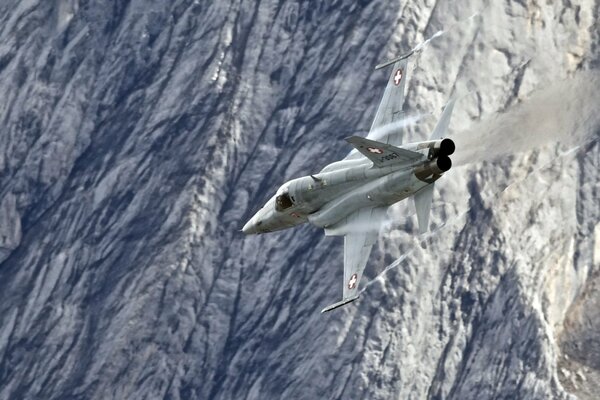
(346, 136, 423, 168)
(321, 296, 359, 313)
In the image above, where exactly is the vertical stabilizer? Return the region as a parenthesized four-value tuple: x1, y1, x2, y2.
(430, 97, 457, 140)
(414, 184, 434, 233)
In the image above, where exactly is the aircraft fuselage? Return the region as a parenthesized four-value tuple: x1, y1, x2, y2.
(242, 139, 454, 234)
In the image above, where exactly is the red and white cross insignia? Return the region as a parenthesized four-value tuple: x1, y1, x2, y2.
(348, 273, 358, 289)
(367, 147, 383, 154)
(393, 69, 403, 85)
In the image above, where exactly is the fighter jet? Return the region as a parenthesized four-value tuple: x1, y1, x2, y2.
(242, 51, 456, 313)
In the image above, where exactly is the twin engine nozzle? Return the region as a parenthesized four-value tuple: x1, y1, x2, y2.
(433, 138, 455, 173)
(415, 138, 455, 179)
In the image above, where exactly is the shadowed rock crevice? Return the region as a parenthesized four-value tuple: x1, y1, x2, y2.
(0, 1, 598, 399)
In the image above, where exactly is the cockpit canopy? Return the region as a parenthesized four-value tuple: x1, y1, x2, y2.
(275, 192, 294, 211)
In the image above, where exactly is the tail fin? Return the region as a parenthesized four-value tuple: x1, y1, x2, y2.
(413, 97, 457, 233)
(430, 97, 457, 140)
(413, 184, 434, 233)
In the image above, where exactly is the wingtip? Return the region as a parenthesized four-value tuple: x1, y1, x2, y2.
(375, 50, 415, 70)
(320, 296, 359, 313)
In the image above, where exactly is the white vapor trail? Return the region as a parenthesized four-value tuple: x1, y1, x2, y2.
(413, 30, 445, 53)
(452, 71, 600, 166)
(366, 113, 428, 142)
(411, 12, 480, 55)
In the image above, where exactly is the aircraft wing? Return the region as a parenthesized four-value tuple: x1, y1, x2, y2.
(369, 51, 414, 145)
(321, 207, 384, 313)
(343, 52, 414, 161)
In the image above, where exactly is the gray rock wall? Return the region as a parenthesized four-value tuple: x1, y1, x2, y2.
(0, 1, 598, 399)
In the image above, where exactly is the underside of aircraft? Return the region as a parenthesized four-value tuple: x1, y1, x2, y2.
(243, 51, 457, 313)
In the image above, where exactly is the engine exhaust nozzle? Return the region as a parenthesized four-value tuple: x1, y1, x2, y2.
(415, 155, 452, 181)
(438, 138, 455, 156)
(435, 155, 452, 172)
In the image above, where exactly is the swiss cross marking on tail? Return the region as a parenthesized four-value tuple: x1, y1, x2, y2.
(367, 147, 383, 154)
(393, 69, 403, 85)
(348, 273, 358, 289)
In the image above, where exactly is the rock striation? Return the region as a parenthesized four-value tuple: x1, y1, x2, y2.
(0, 1, 598, 399)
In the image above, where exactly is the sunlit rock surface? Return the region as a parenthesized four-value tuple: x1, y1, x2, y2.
(0, 1, 598, 399)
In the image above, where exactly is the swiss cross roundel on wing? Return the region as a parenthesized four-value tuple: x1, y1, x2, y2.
(348, 273, 358, 290)
(367, 147, 383, 154)
(393, 68, 403, 85)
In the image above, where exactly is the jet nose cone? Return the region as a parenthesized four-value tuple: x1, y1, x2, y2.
(242, 220, 252, 234)
(242, 219, 257, 235)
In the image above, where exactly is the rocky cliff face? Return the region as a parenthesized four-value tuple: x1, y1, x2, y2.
(0, 1, 598, 399)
